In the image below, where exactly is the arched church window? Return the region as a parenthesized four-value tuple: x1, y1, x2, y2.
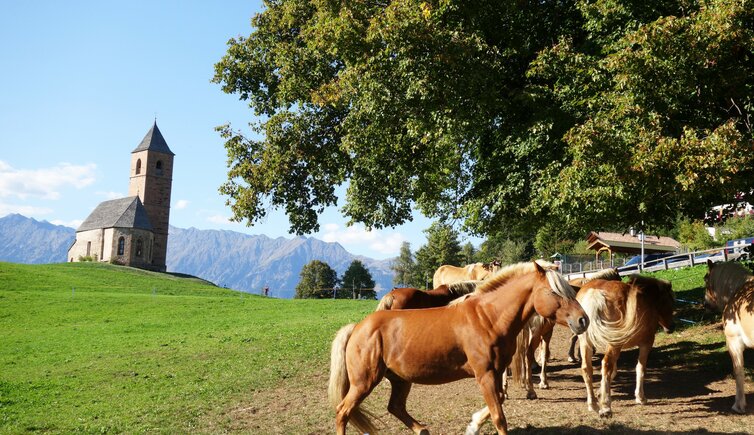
(117, 237, 125, 255)
(135, 238, 143, 257)
(156, 160, 163, 176)
(136, 159, 142, 175)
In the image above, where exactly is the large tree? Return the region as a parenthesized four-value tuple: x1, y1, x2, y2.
(214, 0, 754, 237)
(341, 260, 377, 299)
(294, 260, 340, 299)
(414, 222, 462, 288)
(391, 241, 419, 288)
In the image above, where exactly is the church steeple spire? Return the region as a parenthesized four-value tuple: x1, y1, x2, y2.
(132, 122, 174, 155)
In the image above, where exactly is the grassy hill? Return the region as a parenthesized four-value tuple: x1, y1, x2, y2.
(0, 262, 373, 433)
(0, 261, 747, 433)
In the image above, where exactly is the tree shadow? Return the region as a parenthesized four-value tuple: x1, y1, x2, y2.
(509, 423, 749, 434)
(546, 338, 754, 414)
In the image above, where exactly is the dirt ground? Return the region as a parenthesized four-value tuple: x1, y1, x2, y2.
(223, 325, 754, 434)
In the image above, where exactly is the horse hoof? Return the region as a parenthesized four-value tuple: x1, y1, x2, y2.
(635, 397, 647, 405)
(538, 383, 549, 390)
(419, 429, 431, 435)
(527, 390, 538, 400)
(464, 424, 480, 435)
(732, 404, 746, 414)
(587, 403, 598, 412)
(599, 409, 613, 419)
(567, 357, 576, 363)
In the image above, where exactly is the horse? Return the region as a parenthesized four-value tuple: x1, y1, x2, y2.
(567, 268, 623, 363)
(328, 261, 589, 435)
(568, 268, 622, 291)
(375, 281, 480, 311)
(704, 260, 754, 413)
(576, 275, 675, 417)
(432, 260, 500, 287)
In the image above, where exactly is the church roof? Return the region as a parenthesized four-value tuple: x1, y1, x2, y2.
(77, 196, 153, 232)
(132, 122, 174, 155)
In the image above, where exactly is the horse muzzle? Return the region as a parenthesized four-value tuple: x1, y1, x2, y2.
(569, 315, 589, 335)
(662, 322, 675, 334)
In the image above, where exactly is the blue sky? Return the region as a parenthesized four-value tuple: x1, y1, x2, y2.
(0, 1, 482, 260)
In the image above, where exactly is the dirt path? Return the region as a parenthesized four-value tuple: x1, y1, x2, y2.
(223, 326, 754, 434)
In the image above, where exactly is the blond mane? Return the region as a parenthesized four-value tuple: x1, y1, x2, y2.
(446, 280, 482, 296)
(457, 260, 575, 301)
(708, 262, 754, 308)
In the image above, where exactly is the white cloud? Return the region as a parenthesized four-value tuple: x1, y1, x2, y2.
(0, 202, 53, 216)
(207, 214, 231, 224)
(175, 199, 189, 210)
(0, 160, 96, 200)
(96, 191, 123, 200)
(322, 224, 405, 255)
(50, 219, 83, 228)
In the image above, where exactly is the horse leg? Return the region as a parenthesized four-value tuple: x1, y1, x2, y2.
(502, 367, 509, 399)
(386, 375, 429, 435)
(568, 333, 579, 363)
(538, 325, 553, 389)
(465, 407, 490, 435)
(335, 383, 376, 435)
(335, 355, 385, 435)
(524, 338, 538, 399)
(466, 371, 509, 435)
(598, 346, 620, 418)
(476, 370, 508, 434)
(635, 343, 652, 405)
(725, 325, 748, 414)
(579, 335, 598, 412)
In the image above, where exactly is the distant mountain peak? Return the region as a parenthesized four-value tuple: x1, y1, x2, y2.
(3, 214, 396, 298)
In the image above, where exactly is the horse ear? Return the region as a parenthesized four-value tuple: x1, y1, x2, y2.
(534, 261, 546, 274)
(707, 259, 714, 269)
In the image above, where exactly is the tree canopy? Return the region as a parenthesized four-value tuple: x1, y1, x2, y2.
(294, 260, 339, 299)
(214, 0, 754, 237)
(341, 260, 377, 299)
(414, 222, 463, 287)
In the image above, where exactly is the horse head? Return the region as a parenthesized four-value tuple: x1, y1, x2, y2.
(531, 261, 589, 335)
(655, 279, 675, 333)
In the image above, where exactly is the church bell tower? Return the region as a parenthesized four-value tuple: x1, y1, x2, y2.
(128, 122, 174, 271)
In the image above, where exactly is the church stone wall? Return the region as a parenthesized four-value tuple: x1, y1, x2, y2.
(109, 228, 154, 268)
(67, 229, 105, 262)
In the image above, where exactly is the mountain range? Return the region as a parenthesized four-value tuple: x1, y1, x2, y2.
(0, 214, 395, 298)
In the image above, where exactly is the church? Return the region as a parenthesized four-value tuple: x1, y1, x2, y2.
(67, 122, 175, 272)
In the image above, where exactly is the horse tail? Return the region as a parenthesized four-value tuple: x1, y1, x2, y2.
(579, 286, 641, 351)
(327, 323, 379, 435)
(375, 292, 394, 311)
(509, 317, 533, 388)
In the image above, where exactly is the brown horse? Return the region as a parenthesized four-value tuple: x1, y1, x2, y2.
(328, 262, 589, 434)
(432, 261, 500, 287)
(704, 260, 754, 413)
(576, 275, 674, 417)
(567, 268, 623, 362)
(375, 281, 480, 311)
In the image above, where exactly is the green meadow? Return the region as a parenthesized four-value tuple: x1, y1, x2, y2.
(0, 262, 372, 433)
(0, 261, 741, 433)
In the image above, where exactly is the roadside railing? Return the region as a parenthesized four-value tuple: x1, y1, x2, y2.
(564, 247, 746, 281)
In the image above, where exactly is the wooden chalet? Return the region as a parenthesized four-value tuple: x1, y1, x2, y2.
(586, 231, 681, 264)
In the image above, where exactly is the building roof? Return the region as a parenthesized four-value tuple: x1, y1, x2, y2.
(131, 122, 174, 155)
(586, 231, 681, 254)
(77, 196, 153, 232)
